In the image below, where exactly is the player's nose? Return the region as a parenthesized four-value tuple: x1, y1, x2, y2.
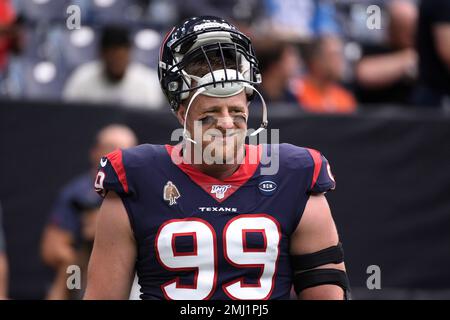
(215, 113, 235, 130)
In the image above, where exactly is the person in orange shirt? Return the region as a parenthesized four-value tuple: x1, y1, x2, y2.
(296, 35, 357, 113)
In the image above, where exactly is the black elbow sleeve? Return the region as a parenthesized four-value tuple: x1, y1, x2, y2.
(291, 242, 351, 299)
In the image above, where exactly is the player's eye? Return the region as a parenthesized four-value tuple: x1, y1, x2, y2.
(232, 115, 247, 124)
(199, 116, 216, 126)
(230, 110, 247, 122)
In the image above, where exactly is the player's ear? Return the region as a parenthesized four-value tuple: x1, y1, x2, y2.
(176, 105, 186, 126)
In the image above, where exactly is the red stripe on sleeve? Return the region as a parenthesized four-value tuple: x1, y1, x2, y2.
(306, 148, 323, 190)
(106, 149, 129, 193)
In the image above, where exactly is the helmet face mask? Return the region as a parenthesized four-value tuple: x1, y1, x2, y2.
(159, 16, 262, 112)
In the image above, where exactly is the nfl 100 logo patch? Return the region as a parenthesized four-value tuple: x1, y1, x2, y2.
(210, 185, 232, 200)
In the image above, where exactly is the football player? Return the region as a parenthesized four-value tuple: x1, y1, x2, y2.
(84, 16, 350, 300)
(41, 124, 137, 299)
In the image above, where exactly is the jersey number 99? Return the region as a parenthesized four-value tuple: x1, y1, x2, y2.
(155, 214, 281, 300)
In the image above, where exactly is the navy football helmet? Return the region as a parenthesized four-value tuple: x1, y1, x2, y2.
(159, 16, 267, 142)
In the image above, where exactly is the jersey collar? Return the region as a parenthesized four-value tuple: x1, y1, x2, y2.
(165, 143, 262, 203)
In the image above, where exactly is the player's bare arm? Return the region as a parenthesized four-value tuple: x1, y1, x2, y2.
(290, 193, 348, 300)
(84, 191, 136, 299)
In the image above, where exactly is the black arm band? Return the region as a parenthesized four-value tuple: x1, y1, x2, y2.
(293, 268, 351, 299)
(291, 242, 344, 271)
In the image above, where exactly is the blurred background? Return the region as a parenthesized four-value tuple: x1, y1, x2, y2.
(1, 0, 450, 300)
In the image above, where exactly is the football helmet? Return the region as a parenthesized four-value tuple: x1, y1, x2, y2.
(158, 16, 268, 142)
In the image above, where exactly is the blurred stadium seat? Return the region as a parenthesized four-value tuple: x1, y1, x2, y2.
(15, 0, 72, 23)
(22, 59, 67, 99)
(83, 0, 147, 25)
(131, 28, 161, 68)
(56, 26, 98, 72)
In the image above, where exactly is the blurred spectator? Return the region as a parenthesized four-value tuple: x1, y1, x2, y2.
(0, 1, 27, 98)
(0, 202, 8, 300)
(257, 0, 340, 40)
(295, 35, 356, 113)
(144, 0, 179, 28)
(0, 0, 16, 72)
(355, 0, 418, 105)
(0, 13, 27, 98)
(254, 38, 300, 104)
(40, 124, 137, 300)
(175, 0, 264, 31)
(414, 0, 450, 107)
(63, 25, 164, 109)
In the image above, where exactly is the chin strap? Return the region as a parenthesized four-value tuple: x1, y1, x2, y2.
(183, 86, 206, 144)
(243, 83, 268, 137)
(182, 83, 268, 145)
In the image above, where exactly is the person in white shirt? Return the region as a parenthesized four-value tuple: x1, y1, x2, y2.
(63, 25, 164, 110)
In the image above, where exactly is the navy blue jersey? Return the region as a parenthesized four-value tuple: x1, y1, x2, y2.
(94, 143, 335, 300)
(50, 172, 102, 243)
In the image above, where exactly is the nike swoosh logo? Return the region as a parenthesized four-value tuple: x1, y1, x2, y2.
(100, 158, 108, 167)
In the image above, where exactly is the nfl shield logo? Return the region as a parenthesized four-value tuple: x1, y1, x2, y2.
(210, 185, 232, 200)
